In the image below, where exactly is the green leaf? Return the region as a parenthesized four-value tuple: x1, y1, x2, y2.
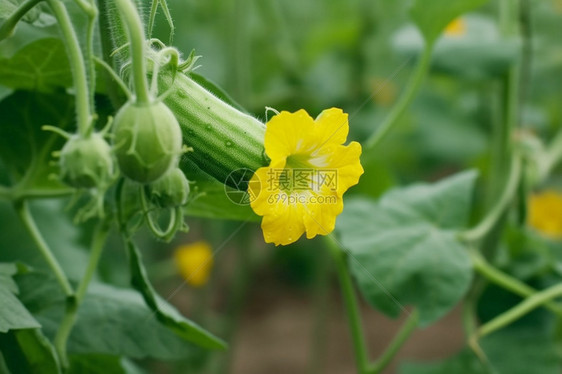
(480, 326, 562, 374)
(126, 240, 227, 350)
(69, 355, 128, 374)
(410, 0, 489, 45)
(336, 171, 477, 325)
(68, 355, 146, 374)
(401, 328, 562, 374)
(0, 91, 72, 191)
(0, 0, 41, 24)
(400, 349, 490, 374)
(0, 262, 40, 332)
(0, 38, 72, 92)
(0, 328, 61, 374)
(16, 272, 208, 360)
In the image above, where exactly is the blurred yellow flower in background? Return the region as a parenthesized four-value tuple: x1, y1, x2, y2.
(528, 190, 562, 239)
(444, 18, 467, 37)
(174, 241, 214, 287)
(554, 0, 562, 13)
(249, 108, 363, 246)
(371, 77, 397, 107)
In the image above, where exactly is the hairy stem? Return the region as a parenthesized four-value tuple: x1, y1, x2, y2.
(48, 0, 92, 135)
(114, 0, 151, 104)
(84, 0, 98, 118)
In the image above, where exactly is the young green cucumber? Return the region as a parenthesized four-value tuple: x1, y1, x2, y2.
(160, 73, 267, 189)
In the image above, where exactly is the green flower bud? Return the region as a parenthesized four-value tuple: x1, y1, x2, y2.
(147, 167, 190, 208)
(113, 101, 182, 183)
(59, 133, 114, 189)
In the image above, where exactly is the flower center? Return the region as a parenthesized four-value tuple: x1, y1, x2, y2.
(286, 153, 314, 169)
(274, 153, 318, 195)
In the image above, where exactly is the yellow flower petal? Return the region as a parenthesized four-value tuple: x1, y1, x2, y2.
(327, 141, 364, 195)
(528, 190, 562, 239)
(313, 108, 349, 147)
(264, 110, 315, 160)
(260, 199, 307, 245)
(174, 241, 213, 287)
(302, 192, 344, 239)
(444, 18, 466, 37)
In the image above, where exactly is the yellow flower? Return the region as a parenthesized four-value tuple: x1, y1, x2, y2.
(444, 18, 466, 37)
(173, 241, 213, 287)
(528, 190, 562, 239)
(249, 108, 363, 246)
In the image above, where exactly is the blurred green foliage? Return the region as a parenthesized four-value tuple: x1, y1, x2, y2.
(1, 0, 562, 373)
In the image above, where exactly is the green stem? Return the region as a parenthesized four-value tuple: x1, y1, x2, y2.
(0, 0, 43, 41)
(114, 0, 151, 104)
(476, 283, 562, 338)
(469, 249, 562, 317)
(14, 200, 73, 297)
(76, 221, 110, 302)
(84, 0, 98, 118)
(460, 154, 521, 243)
(53, 220, 110, 368)
(462, 291, 479, 338)
(325, 237, 370, 374)
(486, 0, 519, 213)
(147, 0, 158, 38)
(364, 42, 433, 150)
(48, 0, 92, 135)
(369, 309, 419, 374)
(53, 299, 76, 368)
(545, 129, 562, 176)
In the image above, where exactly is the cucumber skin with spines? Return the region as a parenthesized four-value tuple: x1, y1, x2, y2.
(160, 73, 267, 189)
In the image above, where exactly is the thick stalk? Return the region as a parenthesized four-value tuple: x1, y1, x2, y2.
(48, 0, 92, 135)
(460, 155, 521, 242)
(0, 0, 43, 40)
(14, 200, 73, 297)
(325, 237, 370, 374)
(114, 0, 151, 104)
(364, 42, 433, 150)
(477, 283, 562, 338)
